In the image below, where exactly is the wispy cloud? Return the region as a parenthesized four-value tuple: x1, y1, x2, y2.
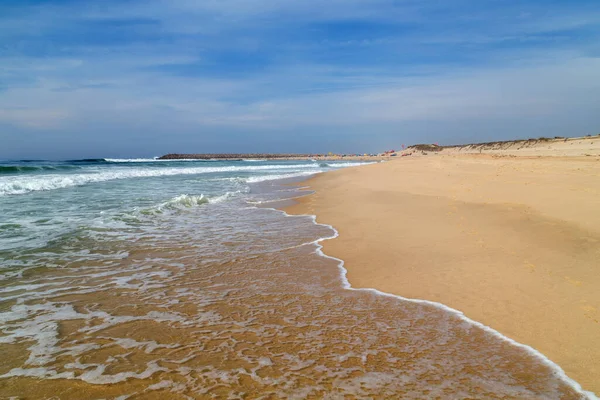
(0, 0, 599, 158)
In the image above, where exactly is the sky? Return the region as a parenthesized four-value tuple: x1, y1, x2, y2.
(1, 0, 599, 159)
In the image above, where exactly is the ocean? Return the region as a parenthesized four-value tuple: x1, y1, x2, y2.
(0, 158, 593, 399)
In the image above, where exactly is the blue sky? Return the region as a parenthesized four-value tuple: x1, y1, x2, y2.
(1, 0, 599, 158)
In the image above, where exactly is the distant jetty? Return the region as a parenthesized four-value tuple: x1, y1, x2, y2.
(158, 153, 313, 160)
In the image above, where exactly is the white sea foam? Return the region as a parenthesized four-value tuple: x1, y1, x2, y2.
(246, 171, 321, 183)
(108, 337, 180, 353)
(322, 161, 376, 168)
(0, 160, 377, 196)
(71, 361, 166, 384)
(0, 164, 328, 196)
(210, 191, 240, 203)
(160, 194, 209, 209)
(138, 192, 241, 216)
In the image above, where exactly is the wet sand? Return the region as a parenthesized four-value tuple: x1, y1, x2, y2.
(2, 178, 590, 399)
(285, 153, 600, 394)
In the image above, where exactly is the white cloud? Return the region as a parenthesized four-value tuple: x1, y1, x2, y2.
(1, 53, 597, 133)
(0, 0, 599, 156)
(0, 109, 70, 129)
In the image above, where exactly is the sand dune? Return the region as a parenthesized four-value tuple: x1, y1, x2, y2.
(404, 134, 600, 157)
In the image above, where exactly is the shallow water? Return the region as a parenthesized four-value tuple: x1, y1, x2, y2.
(0, 159, 592, 399)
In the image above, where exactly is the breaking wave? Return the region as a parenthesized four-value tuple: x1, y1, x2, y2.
(135, 192, 243, 217)
(65, 158, 107, 163)
(0, 164, 326, 196)
(160, 194, 210, 209)
(157, 192, 240, 210)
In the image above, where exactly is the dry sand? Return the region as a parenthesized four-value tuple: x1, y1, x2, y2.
(285, 141, 600, 394)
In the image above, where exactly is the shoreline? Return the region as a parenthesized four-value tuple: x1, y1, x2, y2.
(273, 209, 594, 398)
(2, 156, 599, 397)
(284, 153, 600, 395)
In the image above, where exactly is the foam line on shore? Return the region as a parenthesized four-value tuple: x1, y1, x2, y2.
(261, 190, 598, 399)
(246, 192, 314, 205)
(246, 171, 320, 183)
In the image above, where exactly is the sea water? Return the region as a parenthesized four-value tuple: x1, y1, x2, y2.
(0, 158, 594, 399)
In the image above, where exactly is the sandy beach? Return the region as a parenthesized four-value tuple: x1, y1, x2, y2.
(286, 138, 600, 394)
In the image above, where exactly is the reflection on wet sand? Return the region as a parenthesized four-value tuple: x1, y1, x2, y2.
(0, 196, 589, 399)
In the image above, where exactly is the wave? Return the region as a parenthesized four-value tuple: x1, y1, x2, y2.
(0, 166, 44, 174)
(66, 158, 108, 163)
(64, 158, 167, 164)
(0, 223, 22, 231)
(0, 164, 327, 196)
(138, 192, 240, 216)
(157, 194, 210, 211)
(105, 158, 159, 163)
(0, 165, 80, 175)
(162, 192, 239, 208)
(0, 161, 376, 196)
